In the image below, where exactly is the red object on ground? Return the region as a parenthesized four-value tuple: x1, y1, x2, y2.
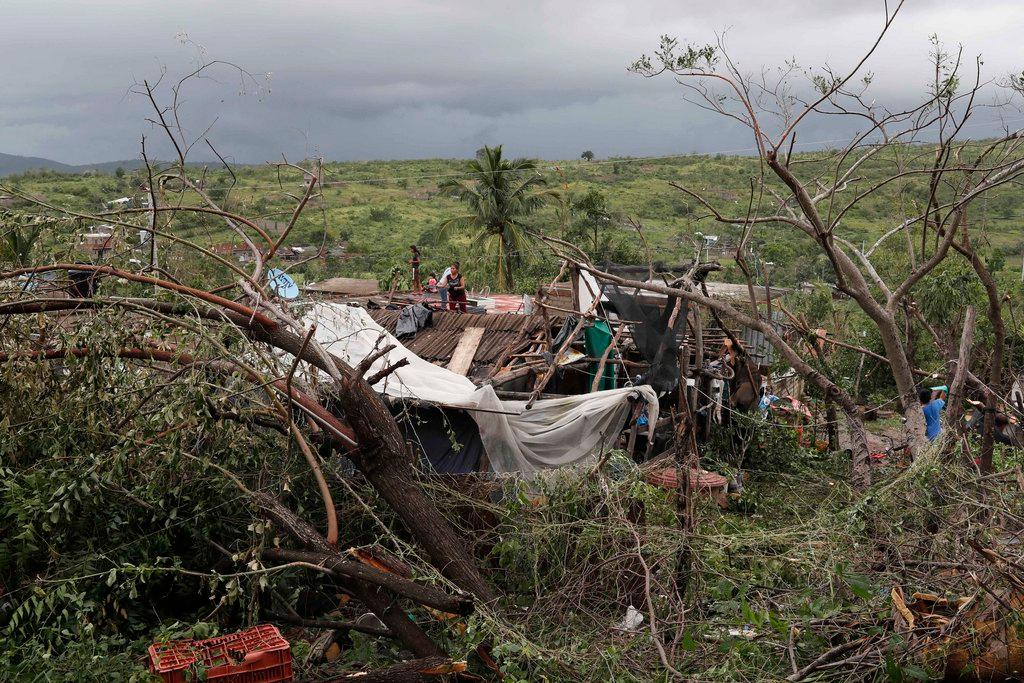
(646, 467, 729, 492)
(149, 624, 293, 683)
(646, 466, 730, 508)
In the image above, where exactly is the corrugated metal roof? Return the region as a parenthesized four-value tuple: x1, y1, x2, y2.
(738, 311, 784, 364)
(369, 309, 548, 367)
(740, 325, 774, 364)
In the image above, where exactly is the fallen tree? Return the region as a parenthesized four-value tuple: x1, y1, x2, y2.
(0, 62, 494, 675)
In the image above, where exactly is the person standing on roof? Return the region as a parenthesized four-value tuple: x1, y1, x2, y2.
(438, 264, 452, 306)
(409, 245, 422, 293)
(440, 261, 467, 313)
(919, 386, 947, 441)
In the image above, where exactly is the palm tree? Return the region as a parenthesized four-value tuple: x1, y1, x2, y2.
(438, 145, 555, 290)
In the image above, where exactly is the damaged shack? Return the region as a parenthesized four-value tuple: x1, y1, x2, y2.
(299, 262, 792, 490)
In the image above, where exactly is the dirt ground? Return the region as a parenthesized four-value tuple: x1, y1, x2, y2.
(836, 414, 910, 456)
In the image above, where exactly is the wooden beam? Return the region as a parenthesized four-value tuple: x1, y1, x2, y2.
(446, 327, 485, 376)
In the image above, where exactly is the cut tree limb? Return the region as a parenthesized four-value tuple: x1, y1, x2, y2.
(946, 306, 976, 435)
(262, 548, 474, 615)
(323, 656, 468, 682)
(349, 582, 446, 659)
(250, 493, 448, 657)
(332, 371, 497, 602)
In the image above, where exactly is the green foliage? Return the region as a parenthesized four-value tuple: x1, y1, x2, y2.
(367, 205, 397, 222)
(0, 633, 152, 681)
(4, 141, 1024, 296)
(785, 282, 835, 325)
(0, 210, 50, 267)
(563, 188, 641, 263)
(705, 415, 806, 473)
(490, 453, 676, 597)
(915, 258, 984, 324)
(629, 35, 718, 74)
(0, 311, 315, 673)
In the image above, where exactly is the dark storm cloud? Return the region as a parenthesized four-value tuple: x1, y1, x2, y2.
(1, 0, 1021, 164)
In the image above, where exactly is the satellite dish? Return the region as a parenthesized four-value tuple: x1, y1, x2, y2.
(267, 268, 299, 299)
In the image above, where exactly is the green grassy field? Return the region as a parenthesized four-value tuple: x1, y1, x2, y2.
(3, 145, 1022, 292)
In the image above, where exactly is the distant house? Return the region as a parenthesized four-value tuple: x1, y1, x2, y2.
(279, 245, 318, 261)
(211, 242, 255, 264)
(80, 226, 117, 260)
(105, 197, 134, 210)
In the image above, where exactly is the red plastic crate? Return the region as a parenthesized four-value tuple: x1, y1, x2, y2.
(149, 624, 293, 683)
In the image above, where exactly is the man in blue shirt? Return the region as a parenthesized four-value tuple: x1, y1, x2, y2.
(919, 387, 947, 441)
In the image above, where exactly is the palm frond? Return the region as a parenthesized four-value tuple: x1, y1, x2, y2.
(438, 213, 480, 241)
(437, 144, 555, 289)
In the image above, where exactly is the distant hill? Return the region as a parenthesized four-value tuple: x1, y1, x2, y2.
(0, 152, 152, 177)
(0, 152, 75, 176)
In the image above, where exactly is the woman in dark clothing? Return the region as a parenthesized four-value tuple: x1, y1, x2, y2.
(445, 262, 467, 312)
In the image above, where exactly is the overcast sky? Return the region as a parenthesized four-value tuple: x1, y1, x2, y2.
(2, 0, 1022, 164)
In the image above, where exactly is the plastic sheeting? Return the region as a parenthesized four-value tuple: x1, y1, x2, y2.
(584, 320, 617, 391)
(395, 303, 432, 338)
(302, 303, 659, 474)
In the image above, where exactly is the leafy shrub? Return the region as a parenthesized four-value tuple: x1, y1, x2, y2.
(705, 415, 805, 473)
(367, 205, 396, 222)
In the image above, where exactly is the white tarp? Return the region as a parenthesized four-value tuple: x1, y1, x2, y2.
(302, 303, 658, 474)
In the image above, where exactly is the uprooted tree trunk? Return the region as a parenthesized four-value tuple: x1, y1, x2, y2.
(245, 320, 496, 601)
(331, 371, 497, 602)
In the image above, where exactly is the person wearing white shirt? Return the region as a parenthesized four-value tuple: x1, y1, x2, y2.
(438, 265, 452, 305)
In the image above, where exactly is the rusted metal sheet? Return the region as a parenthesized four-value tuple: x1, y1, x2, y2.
(370, 309, 548, 367)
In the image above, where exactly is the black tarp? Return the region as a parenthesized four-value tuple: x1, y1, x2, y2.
(602, 285, 688, 393)
(396, 303, 433, 338)
(394, 405, 484, 474)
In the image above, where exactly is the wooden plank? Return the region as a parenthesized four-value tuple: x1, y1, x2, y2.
(446, 327, 485, 376)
